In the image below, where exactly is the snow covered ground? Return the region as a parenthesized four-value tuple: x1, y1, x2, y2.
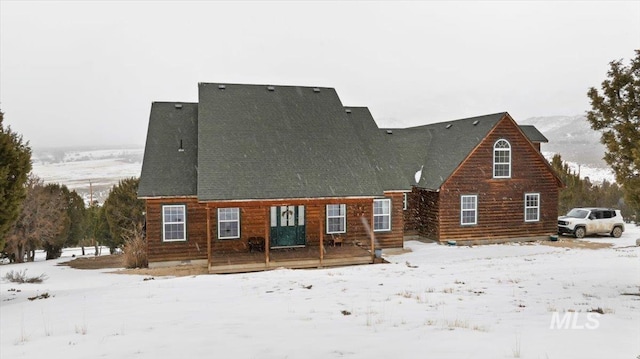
(1, 228, 638, 359)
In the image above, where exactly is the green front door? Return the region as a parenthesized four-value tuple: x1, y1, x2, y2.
(270, 206, 306, 248)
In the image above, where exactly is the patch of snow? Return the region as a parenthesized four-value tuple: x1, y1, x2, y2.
(414, 165, 423, 184)
(1, 226, 638, 358)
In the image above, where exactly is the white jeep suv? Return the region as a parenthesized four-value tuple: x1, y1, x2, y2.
(558, 208, 625, 238)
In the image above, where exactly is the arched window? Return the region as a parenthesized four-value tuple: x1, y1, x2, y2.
(493, 139, 511, 178)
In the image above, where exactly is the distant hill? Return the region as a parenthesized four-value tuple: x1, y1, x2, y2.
(519, 115, 605, 166)
(519, 115, 614, 183)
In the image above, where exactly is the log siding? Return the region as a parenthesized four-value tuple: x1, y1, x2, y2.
(145, 193, 404, 266)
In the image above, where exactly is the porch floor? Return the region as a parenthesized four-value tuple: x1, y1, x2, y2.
(209, 244, 374, 274)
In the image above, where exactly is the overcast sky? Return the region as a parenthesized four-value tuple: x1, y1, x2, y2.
(1, 1, 639, 149)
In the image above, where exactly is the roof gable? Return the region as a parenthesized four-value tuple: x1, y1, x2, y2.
(138, 102, 198, 197)
(385, 112, 506, 189)
(196, 83, 385, 200)
(445, 113, 563, 188)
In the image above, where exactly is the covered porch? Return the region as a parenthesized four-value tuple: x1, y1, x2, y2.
(205, 204, 380, 274)
(209, 242, 376, 274)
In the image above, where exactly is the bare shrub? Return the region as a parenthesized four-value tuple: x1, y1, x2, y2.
(123, 223, 147, 269)
(4, 269, 47, 283)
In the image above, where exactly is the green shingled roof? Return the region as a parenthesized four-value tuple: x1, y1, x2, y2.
(519, 125, 549, 143)
(345, 107, 411, 191)
(196, 83, 385, 200)
(139, 87, 548, 200)
(138, 102, 198, 197)
(384, 112, 507, 190)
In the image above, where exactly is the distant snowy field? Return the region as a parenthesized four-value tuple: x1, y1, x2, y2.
(542, 151, 615, 184)
(2, 227, 639, 359)
(30, 147, 143, 203)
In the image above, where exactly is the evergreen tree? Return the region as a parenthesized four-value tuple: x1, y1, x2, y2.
(0, 111, 32, 251)
(552, 154, 629, 220)
(102, 177, 145, 252)
(587, 50, 640, 220)
(63, 186, 86, 248)
(84, 203, 112, 255)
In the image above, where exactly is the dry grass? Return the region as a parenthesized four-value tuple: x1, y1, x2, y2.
(123, 235, 147, 268)
(60, 255, 125, 269)
(120, 265, 209, 277)
(61, 255, 207, 277)
(542, 237, 612, 249)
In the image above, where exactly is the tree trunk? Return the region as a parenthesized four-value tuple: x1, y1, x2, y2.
(14, 243, 25, 263)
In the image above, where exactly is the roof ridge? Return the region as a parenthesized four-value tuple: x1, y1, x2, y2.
(198, 82, 335, 90)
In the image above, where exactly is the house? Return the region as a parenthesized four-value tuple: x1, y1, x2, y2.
(138, 83, 409, 273)
(384, 112, 563, 244)
(138, 83, 561, 273)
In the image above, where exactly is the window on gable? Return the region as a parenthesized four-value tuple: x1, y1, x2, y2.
(326, 204, 346, 234)
(493, 139, 511, 178)
(163, 205, 186, 242)
(524, 193, 540, 222)
(218, 208, 240, 240)
(460, 195, 477, 225)
(373, 198, 391, 231)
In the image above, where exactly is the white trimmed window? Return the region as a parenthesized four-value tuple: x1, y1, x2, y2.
(403, 193, 408, 210)
(460, 195, 477, 225)
(373, 198, 391, 231)
(326, 204, 346, 234)
(218, 208, 240, 239)
(493, 139, 511, 178)
(162, 205, 186, 242)
(525, 193, 540, 222)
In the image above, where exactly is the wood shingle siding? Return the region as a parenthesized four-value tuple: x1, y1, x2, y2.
(145, 198, 208, 264)
(434, 116, 560, 242)
(207, 197, 403, 250)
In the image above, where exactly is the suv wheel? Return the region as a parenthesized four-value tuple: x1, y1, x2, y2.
(574, 227, 586, 239)
(611, 226, 623, 238)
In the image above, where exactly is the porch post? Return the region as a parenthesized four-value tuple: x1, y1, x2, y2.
(264, 207, 270, 265)
(206, 206, 211, 270)
(319, 211, 324, 266)
(370, 214, 375, 263)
